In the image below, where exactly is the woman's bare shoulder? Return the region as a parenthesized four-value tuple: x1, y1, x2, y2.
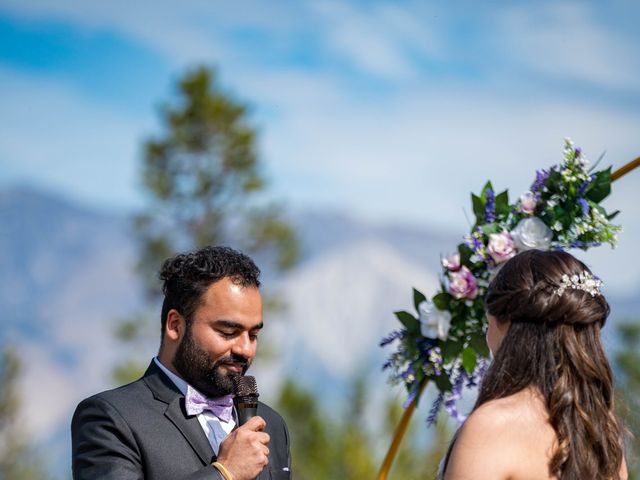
(466, 389, 547, 433)
(444, 389, 556, 480)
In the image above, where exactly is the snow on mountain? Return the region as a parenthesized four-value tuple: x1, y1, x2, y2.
(270, 239, 438, 375)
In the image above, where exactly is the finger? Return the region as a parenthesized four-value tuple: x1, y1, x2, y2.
(255, 432, 270, 445)
(244, 415, 266, 431)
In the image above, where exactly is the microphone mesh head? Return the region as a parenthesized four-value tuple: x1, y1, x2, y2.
(232, 375, 258, 398)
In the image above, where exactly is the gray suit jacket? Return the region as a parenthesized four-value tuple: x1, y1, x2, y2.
(71, 361, 291, 480)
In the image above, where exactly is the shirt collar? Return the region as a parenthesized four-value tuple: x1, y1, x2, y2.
(154, 356, 188, 396)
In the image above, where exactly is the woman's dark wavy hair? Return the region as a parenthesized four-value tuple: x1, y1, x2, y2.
(158, 246, 260, 342)
(471, 249, 624, 479)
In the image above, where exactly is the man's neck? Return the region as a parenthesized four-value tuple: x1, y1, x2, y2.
(154, 357, 189, 396)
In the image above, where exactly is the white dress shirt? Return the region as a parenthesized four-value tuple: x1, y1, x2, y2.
(154, 357, 236, 455)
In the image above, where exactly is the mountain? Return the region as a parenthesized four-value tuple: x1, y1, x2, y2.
(0, 186, 637, 477)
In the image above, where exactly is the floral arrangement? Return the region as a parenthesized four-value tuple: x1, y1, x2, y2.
(381, 139, 622, 424)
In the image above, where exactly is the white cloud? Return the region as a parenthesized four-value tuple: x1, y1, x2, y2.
(499, 2, 640, 90)
(243, 67, 640, 222)
(0, 0, 308, 68)
(0, 67, 147, 209)
(311, 0, 442, 80)
(0, 0, 446, 80)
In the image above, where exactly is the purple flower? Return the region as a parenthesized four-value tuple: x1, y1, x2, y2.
(380, 330, 404, 347)
(530, 169, 550, 194)
(569, 240, 601, 249)
(577, 198, 589, 216)
(427, 392, 444, 426)
(444, 371, 467, 423)
(487, 231, 516, 264)
(578, 176, 594, 196)
(484, 188, 496, 223)
(448, 266, 479, 300)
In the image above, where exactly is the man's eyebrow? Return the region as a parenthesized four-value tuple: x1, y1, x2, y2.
(211, 320, 264, 330)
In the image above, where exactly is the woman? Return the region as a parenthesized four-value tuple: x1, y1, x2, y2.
(442, 249, 628, 480)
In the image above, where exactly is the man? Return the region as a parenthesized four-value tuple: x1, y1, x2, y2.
(72, 246, 291, 480)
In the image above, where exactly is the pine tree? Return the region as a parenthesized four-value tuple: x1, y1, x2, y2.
(113, 66, 299, 383)
(0, 346, 48, 480)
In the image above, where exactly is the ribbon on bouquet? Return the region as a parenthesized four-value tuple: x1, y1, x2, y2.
(376, 154, 640, 480)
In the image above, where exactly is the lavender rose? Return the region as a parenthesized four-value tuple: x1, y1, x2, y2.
(519, 191, 537, 215)
(418, 300, 452, 340)
(448, 266, 478, 300)
(442, 253, 461, 271)
(487, 231, 516, 264)
(511, 217, 553, 251)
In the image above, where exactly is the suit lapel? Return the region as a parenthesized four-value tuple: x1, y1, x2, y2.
(142, 361, 215, 465)
(164, 396, 215, 465)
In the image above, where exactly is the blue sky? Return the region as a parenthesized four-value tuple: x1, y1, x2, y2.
(1, 0, 639, 290)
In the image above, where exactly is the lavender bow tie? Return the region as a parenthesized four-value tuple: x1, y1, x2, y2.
(185, 385, 234, 423)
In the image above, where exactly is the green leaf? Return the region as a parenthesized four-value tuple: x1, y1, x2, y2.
(480, 222, 500, 235)
(495, 190, 510, 217)
(394, 311, 420, 334)
(606, 210, 620, 220)
(546, 169, 563, 189)
(413, 288, 427, 312)
(432, 292, 451, 311)
(553, 205, 572, 228)
(434, 374, 453, 393)
(442, 339, 463, 362)
(462, 347, 477, 374)
(469, 332, 490, 358)
(585, 168, 612, 203)
(458, 243, 473, 265)
(411, 364, 425, 385)
(471, 193, 484, 223)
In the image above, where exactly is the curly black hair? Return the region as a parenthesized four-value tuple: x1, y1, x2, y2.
(158, 246, 261, 342)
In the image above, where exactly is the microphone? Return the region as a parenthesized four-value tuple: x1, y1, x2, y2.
(232, 375, 259, 426)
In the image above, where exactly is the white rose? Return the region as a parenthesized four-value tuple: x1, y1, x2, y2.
(418, 300, 452, 341)
(510, 217, 553, 251)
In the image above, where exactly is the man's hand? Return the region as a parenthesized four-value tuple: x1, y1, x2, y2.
(216, 416, 270, 480)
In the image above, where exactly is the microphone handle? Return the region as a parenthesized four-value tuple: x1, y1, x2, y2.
(236, 401, 258, 426)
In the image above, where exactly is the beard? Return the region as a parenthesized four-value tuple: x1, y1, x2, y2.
(173, 326, 251, 398)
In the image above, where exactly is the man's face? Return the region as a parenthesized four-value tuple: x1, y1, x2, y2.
(173, 277, 263, 398)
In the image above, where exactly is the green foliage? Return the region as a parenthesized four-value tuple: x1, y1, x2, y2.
(413, 288, 427, 311)
(461, 347, 477, 374)
(394, 311, 419, 334)
(276, 380, 334, 479)
(135, 65, 298, 295)
(111, 310, 158, 385)
(112, 360, 148, 386)
(275, 376, 448, 479)
(0, 346, 49, 480)
(614, 320, 640, 479)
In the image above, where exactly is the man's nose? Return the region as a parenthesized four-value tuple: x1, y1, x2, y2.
(232, 332, 254, 358)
